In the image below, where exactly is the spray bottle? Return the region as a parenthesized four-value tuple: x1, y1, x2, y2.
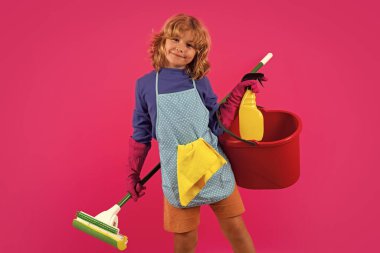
(239, 53, 273, 141)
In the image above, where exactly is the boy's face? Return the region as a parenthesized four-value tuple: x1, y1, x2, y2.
(164, 30, 196, 69)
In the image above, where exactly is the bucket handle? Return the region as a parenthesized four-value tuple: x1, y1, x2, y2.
(216, 109, 260, 146)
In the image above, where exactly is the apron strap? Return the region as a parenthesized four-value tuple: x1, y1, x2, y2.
(155, 72, 159, 97)
(191, 78, 196, 89)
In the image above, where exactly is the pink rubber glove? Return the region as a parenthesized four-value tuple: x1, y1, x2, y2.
(126, 137, 151, 201)
(219, 75, 267, 129)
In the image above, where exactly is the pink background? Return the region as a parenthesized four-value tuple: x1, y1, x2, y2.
(1, 0, 379, 252)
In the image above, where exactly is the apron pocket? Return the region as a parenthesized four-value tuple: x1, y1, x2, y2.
(177, 137, 227, 207)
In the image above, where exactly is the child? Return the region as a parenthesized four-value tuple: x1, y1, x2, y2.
(126, 14, 265, 253)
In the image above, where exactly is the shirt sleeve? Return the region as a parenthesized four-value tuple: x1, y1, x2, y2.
(202, 77, 224, 136)
(132, 79, 153, 144)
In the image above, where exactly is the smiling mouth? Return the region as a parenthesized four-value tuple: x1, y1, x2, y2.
(171, 52, 185, 58)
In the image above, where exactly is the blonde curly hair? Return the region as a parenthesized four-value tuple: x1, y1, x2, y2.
(149, 14, 211, 80)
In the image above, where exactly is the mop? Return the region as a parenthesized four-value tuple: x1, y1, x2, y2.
(72, 163, 161, 251)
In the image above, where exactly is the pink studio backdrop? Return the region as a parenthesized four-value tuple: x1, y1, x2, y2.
(1, 0, 379, 252)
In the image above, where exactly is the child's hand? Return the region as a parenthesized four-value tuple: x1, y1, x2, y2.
(236, 74, 268, 93)
(241, 72, 268, 89)
(236, 79, 261, 93)
(126, 176, 146, 201)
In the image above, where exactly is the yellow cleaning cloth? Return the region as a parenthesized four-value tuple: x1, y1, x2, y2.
(177, 138, 227, 207)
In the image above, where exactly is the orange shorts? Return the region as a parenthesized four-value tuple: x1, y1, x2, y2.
(163, 186, 245, 233)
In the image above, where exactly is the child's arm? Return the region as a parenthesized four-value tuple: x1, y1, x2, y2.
(132, 79, 153, 144)
(200, 77, 224, 136)
(126, 79, 152, 201)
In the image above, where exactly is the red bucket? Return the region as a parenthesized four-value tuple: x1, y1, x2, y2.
(219, 108, 302, 189)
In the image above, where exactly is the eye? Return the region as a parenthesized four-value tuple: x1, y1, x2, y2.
(171, 38, 179, 42)
(186, 43, 193, 48)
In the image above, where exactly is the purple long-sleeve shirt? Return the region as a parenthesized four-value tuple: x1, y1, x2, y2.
(132, 68, 223, 144)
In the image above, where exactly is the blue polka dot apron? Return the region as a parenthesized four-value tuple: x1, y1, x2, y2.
(155, 72, 236, 208)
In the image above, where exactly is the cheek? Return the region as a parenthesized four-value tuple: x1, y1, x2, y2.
(166, 40, 176, 49)
(189, 51, 196, 61)
(164, 41, 171, 52)
(163, 45, 171, 55)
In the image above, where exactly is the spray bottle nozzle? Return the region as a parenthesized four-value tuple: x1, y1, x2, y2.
(241, 73, 265, 87)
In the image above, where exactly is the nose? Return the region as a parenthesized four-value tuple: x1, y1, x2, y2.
(176, 47, 184, 53)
